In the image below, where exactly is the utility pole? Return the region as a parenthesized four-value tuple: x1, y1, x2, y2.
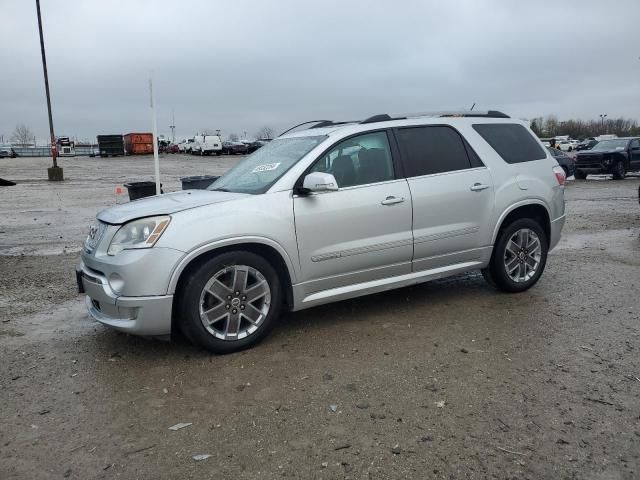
(169, 110, 176, 143)
(36, 0, 63, 181)
(599, 113, 607, 133)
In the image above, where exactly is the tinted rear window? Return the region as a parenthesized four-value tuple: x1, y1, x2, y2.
(473, 124, 546, 164)
(396, 126, 472, 177)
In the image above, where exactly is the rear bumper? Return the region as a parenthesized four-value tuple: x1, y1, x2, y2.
(549, 214, 565, 251)
(76, 262, 173, 336)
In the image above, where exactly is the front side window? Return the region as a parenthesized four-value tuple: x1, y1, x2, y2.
(473, 123, 546, 164)
(395, 126, 472, 177)
(209, 135, 326, 194)
(309, 131, 395, 188)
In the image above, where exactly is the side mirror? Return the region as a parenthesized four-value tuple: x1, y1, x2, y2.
(302, 172, 339, 193)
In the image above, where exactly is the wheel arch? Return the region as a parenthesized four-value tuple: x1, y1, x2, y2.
(168, 237, 296, 309)
(492, 201, 551, 245)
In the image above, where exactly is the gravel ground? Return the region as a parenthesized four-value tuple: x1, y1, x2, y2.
(1, 156, 639, 479)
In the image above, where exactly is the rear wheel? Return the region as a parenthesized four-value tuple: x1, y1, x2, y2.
(178, 251, 282, 354)
(574, 169, 587, 180)
(482, 218, 548, 293)
(612, 160, 626, 180)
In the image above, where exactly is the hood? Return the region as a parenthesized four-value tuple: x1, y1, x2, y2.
(578, 149, 626, 156)
(97, 190, 248, 224)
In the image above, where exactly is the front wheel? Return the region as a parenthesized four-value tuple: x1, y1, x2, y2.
(178, 251, 282, 354)
(612, 160, 626, 180)
(574, 169, 587, 180)
(482, 218, 548, 293)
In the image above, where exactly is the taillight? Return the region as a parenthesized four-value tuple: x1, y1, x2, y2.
(552, 165, 566, 186)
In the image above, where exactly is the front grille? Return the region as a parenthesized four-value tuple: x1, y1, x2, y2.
(575, 155, 603, 168)
(84, 221, 107, 252)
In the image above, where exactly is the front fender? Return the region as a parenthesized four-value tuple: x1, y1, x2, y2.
(166, 236, 298, 295)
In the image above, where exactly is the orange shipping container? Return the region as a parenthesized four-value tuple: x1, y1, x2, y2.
(124, 132, 154, 155)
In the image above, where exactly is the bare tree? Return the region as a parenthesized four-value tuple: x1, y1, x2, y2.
(255, 126, 274, 140)
(229, 133, 239, 141)
(11, 124, 35, 146)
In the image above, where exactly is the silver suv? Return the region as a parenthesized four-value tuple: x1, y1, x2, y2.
(77, 111, 566, 353)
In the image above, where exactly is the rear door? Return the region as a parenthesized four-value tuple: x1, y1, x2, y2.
(394, 125, 495, 271)
(293, 130, 413, 296)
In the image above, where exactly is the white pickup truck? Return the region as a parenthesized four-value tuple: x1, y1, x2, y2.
(178, 138, 195, 153)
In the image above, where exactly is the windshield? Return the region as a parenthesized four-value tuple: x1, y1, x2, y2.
(209, 135, 327, 194)
(591, 139, 628, 151)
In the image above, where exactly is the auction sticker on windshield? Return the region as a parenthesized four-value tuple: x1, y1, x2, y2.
(252, 162, 281, 173)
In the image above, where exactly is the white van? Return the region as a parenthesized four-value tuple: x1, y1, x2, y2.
(192, 135, 223, 156)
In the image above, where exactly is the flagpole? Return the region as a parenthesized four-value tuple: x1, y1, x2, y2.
(149, 78, 161, 195)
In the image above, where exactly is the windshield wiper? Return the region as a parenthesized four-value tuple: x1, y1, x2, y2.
(210, 187, 231, 192)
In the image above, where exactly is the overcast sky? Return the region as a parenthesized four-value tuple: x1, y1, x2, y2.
(2, 0, 639, 143)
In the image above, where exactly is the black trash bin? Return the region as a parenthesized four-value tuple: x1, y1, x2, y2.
(180, 175, 219, 190)
(124, 181, 162, 201)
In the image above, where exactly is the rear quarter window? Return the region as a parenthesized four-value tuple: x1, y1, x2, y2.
(473, 123, 546, 164)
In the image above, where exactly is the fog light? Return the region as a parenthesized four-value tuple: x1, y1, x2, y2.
(108, 273, 124, 294)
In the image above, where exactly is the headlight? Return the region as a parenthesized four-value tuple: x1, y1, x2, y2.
(107, 216, 170, 255)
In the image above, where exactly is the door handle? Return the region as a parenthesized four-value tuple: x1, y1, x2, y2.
(470, 183, 490, 192)
(381, 196, 405, 206)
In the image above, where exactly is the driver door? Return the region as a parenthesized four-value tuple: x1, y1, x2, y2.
(293, 131, 413, 298)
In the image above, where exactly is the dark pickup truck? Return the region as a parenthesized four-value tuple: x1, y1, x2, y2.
(574, 137, 640, 180)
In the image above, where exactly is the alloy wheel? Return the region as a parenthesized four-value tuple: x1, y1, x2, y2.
(199, 265, 271, 340)
(503, 228, 541, 283)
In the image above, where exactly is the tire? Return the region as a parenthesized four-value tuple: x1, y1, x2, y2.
(482, 218, 548, 293)
(216, 151, 222, 156)
(612, 160, 625, 180)
(178, 251, 283, 354)
(574, 169, 587, 180)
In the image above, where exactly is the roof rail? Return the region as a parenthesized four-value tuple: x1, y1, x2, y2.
(360, 114, 394, 124)
(280, 110, 511, 136)
(279, 119, 359, 137)
(278, 120, 330, 137)
(401, 110, 510, 119)
(359, 110, 510, 125)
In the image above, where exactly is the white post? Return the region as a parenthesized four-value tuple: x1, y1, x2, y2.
(149, 78, 161, 195)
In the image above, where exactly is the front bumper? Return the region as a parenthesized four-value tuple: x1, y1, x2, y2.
(76, 262, 173, 336)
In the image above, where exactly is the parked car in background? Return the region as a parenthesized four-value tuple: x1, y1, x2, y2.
(222, 141, 249, 155)
(576, 138, 598, 151)
(248, 139, 271, 153)
(0, 144, 17, 158)
(77, 110, 565, 353)
(193, 135, 223, 156)
(556, 140, 574, 152)
(574, 137, 640, 180)
(547, 147, 575, 178)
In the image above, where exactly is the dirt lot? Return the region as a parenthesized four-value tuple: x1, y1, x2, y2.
(1, 155, 639, 479)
